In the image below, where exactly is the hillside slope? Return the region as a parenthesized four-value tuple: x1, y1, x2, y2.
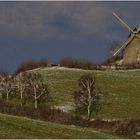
(33, 67, 140, 119)
(0, 113, 123, 139)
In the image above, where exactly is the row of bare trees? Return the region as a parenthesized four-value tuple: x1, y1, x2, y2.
(0, 71, 102, 120)
(0, 72, 49, 109)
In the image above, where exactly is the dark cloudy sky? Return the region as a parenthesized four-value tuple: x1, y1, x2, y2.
(0, 1, 140, 73)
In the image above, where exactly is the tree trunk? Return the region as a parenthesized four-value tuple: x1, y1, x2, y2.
(6, 92, 9, 102)
(19, 73, 23, 107)
(35, 98, 37, 109)
(87, 100, 92, 120)
(87, 83, 92, 121)
(20, 90, 23, 100)
(20, 88, 24, 107)
(34, 88, 38, 109)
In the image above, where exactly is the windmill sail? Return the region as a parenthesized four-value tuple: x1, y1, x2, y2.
(113, 34, 134, 56)
(113, 12, 134, 33)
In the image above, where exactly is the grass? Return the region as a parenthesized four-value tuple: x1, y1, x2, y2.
(33, 67, 140, 119)
(0, 113, 124, 139)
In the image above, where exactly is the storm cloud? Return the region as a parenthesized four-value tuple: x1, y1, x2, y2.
(0, 1, 140, 72)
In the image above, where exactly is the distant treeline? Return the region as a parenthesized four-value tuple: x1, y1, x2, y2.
(15, 57, 140, 74)
(15, 58, 98, 74)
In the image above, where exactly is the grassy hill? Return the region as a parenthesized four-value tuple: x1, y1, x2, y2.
(0, 113, 123, 139)
(32, 67, 140, 119)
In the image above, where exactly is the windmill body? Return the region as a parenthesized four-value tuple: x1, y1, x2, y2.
(113, 12, 140, 65)
(122, 35, 140, 65)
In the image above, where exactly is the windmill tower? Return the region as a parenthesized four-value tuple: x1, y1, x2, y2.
(113, 12, 140, 65)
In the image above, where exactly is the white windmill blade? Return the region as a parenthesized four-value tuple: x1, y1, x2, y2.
(113, 12, 134, 33)
(113, 34, 134, 56)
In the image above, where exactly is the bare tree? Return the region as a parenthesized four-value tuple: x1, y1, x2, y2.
(73, 74, 102, 120)
(14, 73, 28, 106)
(24, 72, 48, 109)
(0, 74, 15, 102)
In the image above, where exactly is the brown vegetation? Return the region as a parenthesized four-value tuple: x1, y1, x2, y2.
(102, 56, 121, 66)
(59, 58, 98, 70)
(0, 100, 139, 138)
(16, 60, 48, 74)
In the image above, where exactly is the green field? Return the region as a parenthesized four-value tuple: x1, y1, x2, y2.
(32, 67, 140, 119)
(0, 113, 123, 139)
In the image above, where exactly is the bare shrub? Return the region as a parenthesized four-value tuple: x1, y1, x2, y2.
(102, 56, 122, 66)
(115, 120, 140, 138)
(16, 60, 48, 74)
(59, 58, 97, 70)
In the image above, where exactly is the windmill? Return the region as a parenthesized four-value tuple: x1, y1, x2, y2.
(112, 12, 140, 65)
